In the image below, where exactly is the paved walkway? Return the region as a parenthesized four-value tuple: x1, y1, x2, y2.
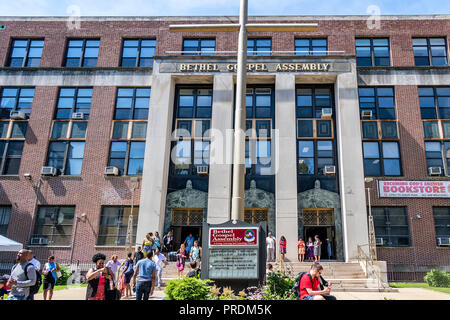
(34, 286, 450, 300)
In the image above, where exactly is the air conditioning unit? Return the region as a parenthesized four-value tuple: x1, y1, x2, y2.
(197, 165, 209, 175)
(324, 165, 336, 176)
(72, 112, 85, 120)
(321, 108, 333, 118)
(30, 237, 48, 246)
(437, 237, 450, 246)
(41, 166, 57, 176)
(375, 237, 384, 246)
(104, 166, 119, 176)
(361, 110, 373, 120)
(428, 167, 442, 176)
(10, 110, 26, 120)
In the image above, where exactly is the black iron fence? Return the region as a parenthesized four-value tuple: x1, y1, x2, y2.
(387, 264, 428, 283)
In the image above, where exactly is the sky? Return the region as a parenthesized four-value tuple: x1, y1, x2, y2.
(0, 0, 449, 17)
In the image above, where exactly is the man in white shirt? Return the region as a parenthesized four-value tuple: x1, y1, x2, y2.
(105, 254, 122, 285)
(152, 248, 167, 289)
(266, 232, 275, 262)
(27, 250, 41, 271)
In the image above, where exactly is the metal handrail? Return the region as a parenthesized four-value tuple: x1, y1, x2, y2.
(357, 244, 390, 291)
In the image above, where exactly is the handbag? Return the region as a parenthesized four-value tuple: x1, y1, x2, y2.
(56, 270, 62, 279)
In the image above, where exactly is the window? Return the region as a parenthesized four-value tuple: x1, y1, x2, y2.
(371, 207, 410, 247)
(182, 39, 215, 56)
(298, 140, 335, 175)
(424, 141, 450, 176)
(55, 88, 92, 120)
(244, 208, 268, 224)
(0, 121, 27, 175)
(295, 38, 327, 55)
(65, 39, 100, 67)
(296, 87, 333, 118)
(0, 87, 35, 119)
(97, 206, 138, 246)
(248, 39, 271, 56)
(358, 87, 395, 120)
(363, 141, 401, 176)
(433, 207, 450, 247)
(361, 121, 398, 139)
(8, 39, 44, 67)
(0, 206, 11, 236)
(355, 38, 390, 66)
(172, 86, 212, 176)
(121, 39, 156, 67)
(47, 121, 87, 175)
(114, 88, 150, 120)
(419, 87, 450, 119)
(413, 38, 448, 66)
(31, 206, 75, 246)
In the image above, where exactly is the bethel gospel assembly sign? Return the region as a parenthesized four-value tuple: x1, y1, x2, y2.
(379, 180, 450, 198)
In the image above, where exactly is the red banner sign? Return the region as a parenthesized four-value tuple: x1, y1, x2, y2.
(209, 227, 258, 246)
(379, 180, 450, 198)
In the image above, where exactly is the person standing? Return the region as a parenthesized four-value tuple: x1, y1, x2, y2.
(106, 254, 122, 286)
(297, 238, 306, 262)
(184, 233, 195, 258)
(42, 255, 60, 300)
(265, 232, 275, 262)
(279, 236, 287, 263)
(314, 235, 322, 262)
(327, 238, 333, 260)
(162, 231, 174, 258)
(154, 232, 161, 252)
(132, 250, 156, 300)
(134, 246, 144, 264)
(86, 253, 114, 300)
(7, 249, 36, 300)
(142, 233, 154, 258)
(176, 243, 187, 278)
(152, 248, 167, 289)
(189, 240, 202, 267)
(121, 253, 134, 298)
(306, 237, 314, 262)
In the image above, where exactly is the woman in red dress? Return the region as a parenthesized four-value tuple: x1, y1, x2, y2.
(86, 253, 114, 300)
(297, 237, 306, 262)
(279, 236, 287, 263)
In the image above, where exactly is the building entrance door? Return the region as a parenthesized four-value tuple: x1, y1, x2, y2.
(302, 208, 335, 260)
(171, 208, 203, 250)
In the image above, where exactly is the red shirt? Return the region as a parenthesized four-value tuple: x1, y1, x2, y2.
(299, 272, 319, 300)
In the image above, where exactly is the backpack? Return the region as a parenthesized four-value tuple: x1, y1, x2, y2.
(292, 272, 312, 298)
(22, 263, 42, 296)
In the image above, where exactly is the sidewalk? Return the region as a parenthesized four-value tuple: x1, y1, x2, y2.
(34, 286, 450, 300)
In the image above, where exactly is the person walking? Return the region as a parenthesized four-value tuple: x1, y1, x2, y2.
(86, 253, 114, 300)
(306, 237, 314, 262)
(265, 232, 275, 262)
(176, 243, 187, 278)
(106, 254, 122, 286)
(314, 235, 322, 262)
(132, 250, 156, 300)
(7, 249, 36, 300)
(279, 236, 287, 263)
(189, 240, 202, 267)
(42, 255, 60, 300)
(134, 246, 145, 264)
(297, 238, 306, 262)
(142, 233, 154, 257)
(162, 231, 174, 258)
(26, 250, 41, 300)
(184, 233, 195, 258)
(152, 248, 167, 289)
(121, 252, 134, 298)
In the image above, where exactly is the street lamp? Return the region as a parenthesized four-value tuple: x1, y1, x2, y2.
(410, 214, 421, 281)
(69, 213, 87, 266)
(364, 177, 377, 261)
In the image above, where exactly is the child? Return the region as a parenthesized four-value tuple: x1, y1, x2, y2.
(0, 278, 8, 300)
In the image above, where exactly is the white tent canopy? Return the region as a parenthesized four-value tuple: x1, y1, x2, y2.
(0, 235, 23, 252)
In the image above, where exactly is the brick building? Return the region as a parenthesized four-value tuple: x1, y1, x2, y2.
(0, 15, 449, 277)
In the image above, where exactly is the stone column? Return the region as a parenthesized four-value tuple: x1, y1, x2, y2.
(136, 73, 175, 244)
(207, 74, 234, 224)
(274, 74, 299, 262)
(335, 62, 369, 261)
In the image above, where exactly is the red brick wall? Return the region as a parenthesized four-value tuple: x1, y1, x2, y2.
(0, 17, 449, 266)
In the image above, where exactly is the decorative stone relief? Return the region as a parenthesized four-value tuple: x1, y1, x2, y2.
(298, 180, 344, 261)
(245, 180, 275, 234)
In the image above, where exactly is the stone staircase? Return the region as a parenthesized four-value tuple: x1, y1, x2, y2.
(158, 261, 394, 292)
